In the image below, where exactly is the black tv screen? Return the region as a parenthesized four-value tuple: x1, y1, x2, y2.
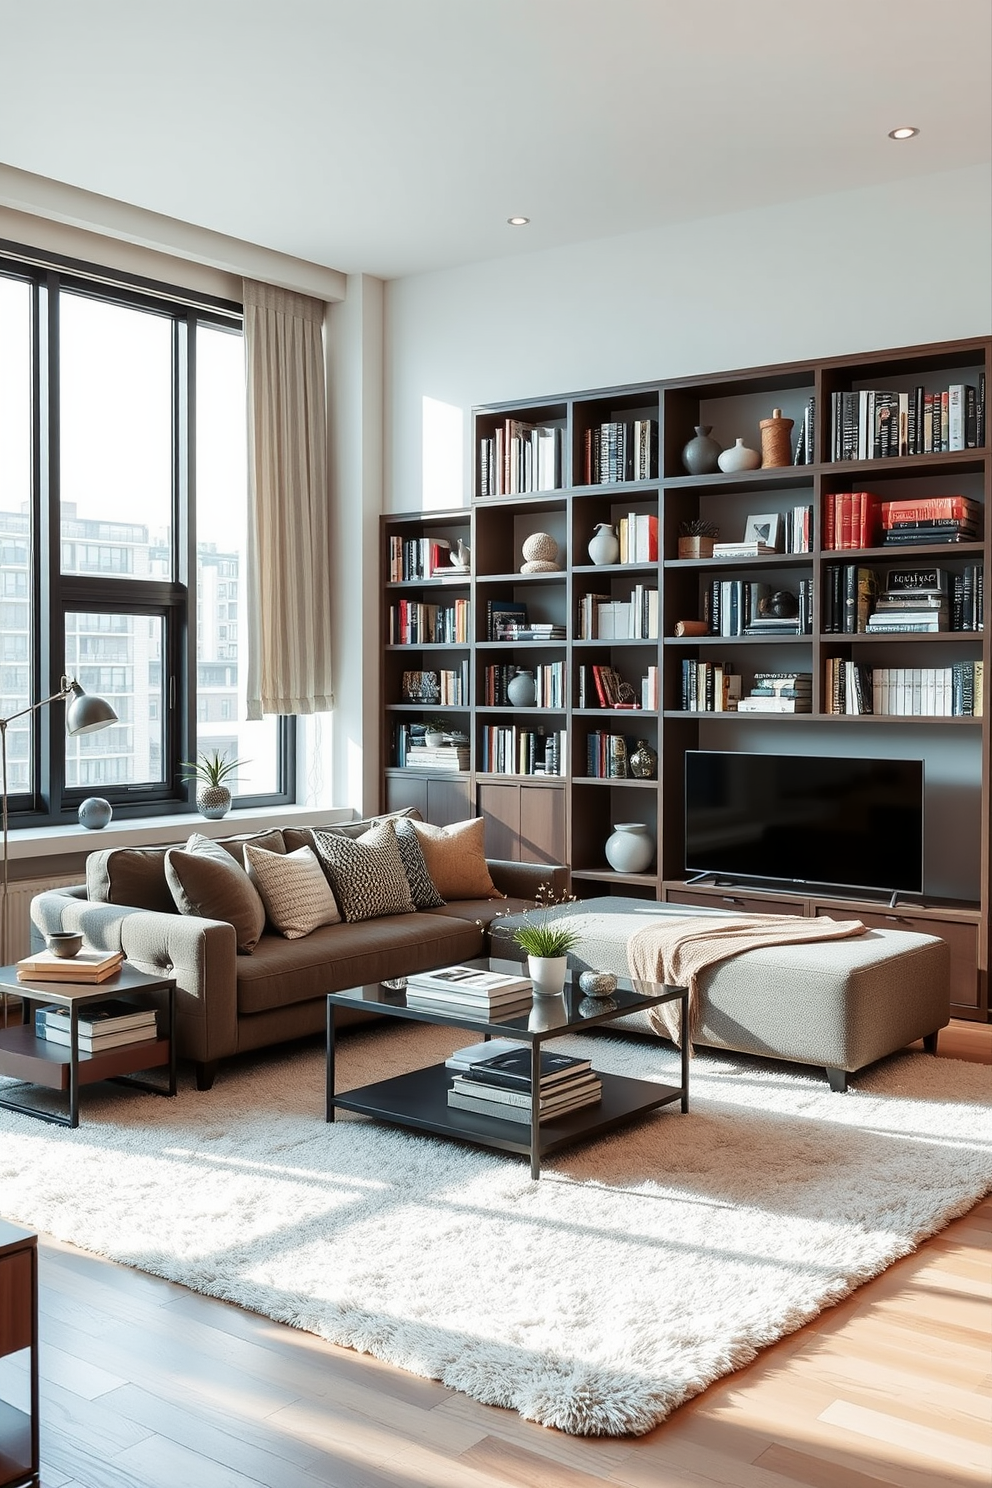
(685, 751, 924, 895)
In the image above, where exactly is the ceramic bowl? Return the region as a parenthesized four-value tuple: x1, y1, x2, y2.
(46, 932, 83, 959)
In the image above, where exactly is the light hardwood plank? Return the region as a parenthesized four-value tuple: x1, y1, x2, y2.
(818, 1398, 992, 1475)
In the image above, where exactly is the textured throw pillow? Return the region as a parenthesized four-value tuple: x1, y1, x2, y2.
(392, 818, 445, 908)
(164, 833, 266, 953)
(311, 821, 416, 923)
(243, 843, 341, 939)
(407, 817, 501, 901)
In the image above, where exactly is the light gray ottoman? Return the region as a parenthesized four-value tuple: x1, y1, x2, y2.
(490, 896, 951, 1091)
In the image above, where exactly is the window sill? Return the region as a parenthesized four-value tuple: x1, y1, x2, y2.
(5, 805, 354, 862)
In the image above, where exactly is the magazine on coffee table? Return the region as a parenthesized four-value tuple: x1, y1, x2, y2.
(406, 965, 531, 997)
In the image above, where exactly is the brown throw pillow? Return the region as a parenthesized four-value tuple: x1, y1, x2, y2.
(311, 821, 416, 923)
(407, 818, 501, 901)
(244, 843, 341, 939)
(164, 833, 266, 953)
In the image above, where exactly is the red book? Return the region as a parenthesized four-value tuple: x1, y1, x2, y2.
(591, 665, 609, 707)
(857, 493, 882, 547)
(881, 496, 979, 526)
(822, 493, 836, 550)
(839, 492, 854, 549)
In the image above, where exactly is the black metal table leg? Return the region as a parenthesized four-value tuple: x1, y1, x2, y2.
(68, 1001, 80, 1128)
(325, 997, 336, 1122)
(530, 1039, 541, 1180)
(680, 988, 690, 1112)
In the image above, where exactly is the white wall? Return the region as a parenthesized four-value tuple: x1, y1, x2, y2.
(383, 164, 992, 513)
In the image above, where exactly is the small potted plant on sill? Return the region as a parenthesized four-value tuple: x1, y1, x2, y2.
(511, 883, 581, 997)
(677, 518, 720, 560)
(180, 749, 248, 819)
(422, 718, 452, 748)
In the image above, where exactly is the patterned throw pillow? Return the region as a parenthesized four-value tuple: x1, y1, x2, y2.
(407, 818, 502, 901)
(392, 819, 445, 908)
(243, 844, 341, 939)
(311, 821, 416, 923)
(164, 833, 266, 953)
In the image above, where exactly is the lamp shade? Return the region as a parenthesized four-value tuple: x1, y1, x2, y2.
(65, 682, 118, 736)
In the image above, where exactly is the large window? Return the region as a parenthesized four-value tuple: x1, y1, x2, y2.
(0, 252, 294, 823)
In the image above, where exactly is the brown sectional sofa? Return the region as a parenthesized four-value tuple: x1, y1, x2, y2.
(30, 819, 567, 1089)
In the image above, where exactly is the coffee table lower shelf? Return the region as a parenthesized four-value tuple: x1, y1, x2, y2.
(328, 1063, 684, 1175)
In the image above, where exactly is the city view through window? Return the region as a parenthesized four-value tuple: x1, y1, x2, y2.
(0, 273, 283, 809)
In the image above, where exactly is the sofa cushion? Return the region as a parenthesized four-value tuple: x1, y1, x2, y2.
(244, 843, 341, 939)
(407, 818, 502, 901)
(236, 912, 485, 1015)
(86, 847, 176, 915)
(312, 821, 416, 922)
(427, 895, 536, 930)
(165, 834, 266, 953)
(217, 829, 286, 863)
(283, 807, 421, 854)
(393, 819, 446, 908)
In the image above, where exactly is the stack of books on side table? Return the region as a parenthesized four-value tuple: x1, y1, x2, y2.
(33, 998, 159, 1052)
(404, 965, 533, 1018)
(447, 1046, 602, 1124)
(16, 949, 125, 984)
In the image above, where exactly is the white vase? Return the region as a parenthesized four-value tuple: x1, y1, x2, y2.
(604, 822, 654, 874)
(717, 437, 761, 473)
(527, 954, 568, 997)
(587, 523, 620, 565)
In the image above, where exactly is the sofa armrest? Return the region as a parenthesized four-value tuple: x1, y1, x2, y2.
(30, 890, 238, 1065)
(486, 860, 570, 901)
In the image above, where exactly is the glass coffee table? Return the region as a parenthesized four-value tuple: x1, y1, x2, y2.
(326, 960, 688, 1179)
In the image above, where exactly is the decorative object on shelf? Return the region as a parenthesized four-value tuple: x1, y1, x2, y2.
(743, 511, 781, 549)
(181, 748, 246, 819)
(46, 932, 83, 959)
(674, 619, 710, 637)
(677, 518, 719, 559)
(764, 590, 799, 618)
(449, 538, 471, 573)
(510, 883, 581, 996)
(604, 822, 655, 874)
(587, 523, 620, 565)
(422, 719, 450, 747)
(681, 425, 722, 475)
(78, 796, 113, 830)
(578, 969, 618, 998)
(520, 532, 561, 574)
(717, 437, 761, 473)
(759, 407, 795, 468)
(628, 740, 658, 779)
(506, 667, 537, 707)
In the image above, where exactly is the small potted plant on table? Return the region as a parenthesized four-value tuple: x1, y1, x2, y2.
(512, 884, 581, 997)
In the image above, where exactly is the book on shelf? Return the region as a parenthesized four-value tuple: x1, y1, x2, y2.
(582, 419, 658, 484)
(883, 566, 949, 593)
(389, 535, 464, 583)
(481, 725, 565, 776)
(617, 511, 659, 562)
(793, 397, 815, 465)
(34, 1022, 159, 1052)
(447, 1085, 601, 1124)
(742, 618, 801, 635)
(486, 599, 529, 641)
(680, 661, 740, 713)
(406, 991, 532, 1017)
(34, 998, 157, 1035)
(882, 525, 978, 546)
(821, 492, 882, 550)
(830, 382, 981, 459)
(404, 744, 471, 770)
(479, 421, 562, 496)
(444, 1038, 527, 1072)
(710, 541, 774, 557)
(406, 966, 532, 998)
(864, 615, 948, 633)
(856, 662, 985, 718)
(389, 598, 470, 645)
(737, 695, 812, 713)
(16, 949, 125, 983)
(497, 624, 566, 641)
(450, 1073, 601, 1110)
(880, 495, 981, 526)
(460, 1047, 593, 1090)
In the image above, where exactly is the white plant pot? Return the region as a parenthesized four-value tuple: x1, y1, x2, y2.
(527, 954, 568, 997)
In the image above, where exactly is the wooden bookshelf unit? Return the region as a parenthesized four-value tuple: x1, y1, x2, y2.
(380, 337, 991, 1020)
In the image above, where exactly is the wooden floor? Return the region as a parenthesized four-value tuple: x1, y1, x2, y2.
(8, 1022, 991, 1488)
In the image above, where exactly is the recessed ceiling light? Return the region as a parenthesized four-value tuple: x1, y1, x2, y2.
(888, 126, 919, 140)
(507, 216, 530, 226)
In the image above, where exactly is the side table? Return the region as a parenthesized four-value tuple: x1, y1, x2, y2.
(0, 1220, 38, 1488)
(0, 964, 177, 1128)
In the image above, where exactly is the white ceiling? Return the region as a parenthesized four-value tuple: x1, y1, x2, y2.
(1, 0, 989, 280)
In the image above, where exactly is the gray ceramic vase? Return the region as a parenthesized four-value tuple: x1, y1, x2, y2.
(681, 425, 722, 475)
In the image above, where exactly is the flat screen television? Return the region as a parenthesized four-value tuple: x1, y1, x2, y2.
(684, 750, 924, 896)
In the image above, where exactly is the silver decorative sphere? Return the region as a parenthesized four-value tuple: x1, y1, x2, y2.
(578, 970, 618, 998)
(78, 797, 113, 830)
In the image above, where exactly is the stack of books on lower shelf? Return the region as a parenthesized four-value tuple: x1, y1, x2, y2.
(33, 998, 159, 1053)
(447, 1046, 602, 1125)
(16, 949, 125, 984)
(405, 965, 533, 1018)
(736, 672, 812, 713)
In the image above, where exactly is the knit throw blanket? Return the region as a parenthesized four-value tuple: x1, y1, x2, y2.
(627, 913, 867, 1050)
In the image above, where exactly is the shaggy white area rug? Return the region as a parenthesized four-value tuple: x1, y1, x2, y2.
(1, 1022, 990, 1436)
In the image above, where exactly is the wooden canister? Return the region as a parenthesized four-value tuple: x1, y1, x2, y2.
(759, 407, 794, 468)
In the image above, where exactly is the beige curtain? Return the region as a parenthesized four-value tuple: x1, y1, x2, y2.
(243, 279, 333, 717)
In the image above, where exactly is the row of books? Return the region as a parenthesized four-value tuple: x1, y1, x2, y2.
(824, 661, 984, 717)
(32, 996, 158, 1053)
(823, 493, 984, 551)
(445, 1041, 602, 1125)
(737, 672, 812, 713)
(792, 398, 816, 465)
(575, 664, 639, 709)
(485, 601, 562, 642)
(480, 726, 565, 776)
(389, 599, 470, 645)
(585, 731, 635, 778)
(394, 727, 469, 770)
(829, 378, 985, 460)
(479, 421, 563, 496)
(704, 580, 813, 638)
(613, 511, 659, 562)
(483, 662, 564, 708)
(822, 563, 983, 634)
(580, 420, 658, 485)
(576, 588, 659, 640)
(406, 967, 533, 1019)
(401, 665, 470, 706)
(388, 536, 467, 583)
(679, 660, 742, 713)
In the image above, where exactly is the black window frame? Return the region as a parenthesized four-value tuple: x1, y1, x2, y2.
(1, 242, 296, 825)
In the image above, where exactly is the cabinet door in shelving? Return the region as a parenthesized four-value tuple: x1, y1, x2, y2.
(478, 782, 565, 865)
(384, 774, 473, 827)
(813, 905, 980, 1012)
(665, 887, 807, 917)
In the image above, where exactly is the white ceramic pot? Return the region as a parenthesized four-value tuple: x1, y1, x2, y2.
(587, 523, 620, 565)
(527, 954, 568, 997)
(717, 437, 761, 473)
(604, 822, 655, 874)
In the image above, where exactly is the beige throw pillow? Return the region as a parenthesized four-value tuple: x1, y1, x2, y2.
(407, 818, 501, 901)
(311, 820, 416, 923)
(244, 843, 341, 939)
(164, 833, 266, 953)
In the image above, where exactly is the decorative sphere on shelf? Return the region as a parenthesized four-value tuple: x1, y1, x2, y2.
(520, 532, 560, 573)
(78, 797, 113, 830)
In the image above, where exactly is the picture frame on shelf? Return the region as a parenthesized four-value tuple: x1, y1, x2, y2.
(743, 512, 781, 550)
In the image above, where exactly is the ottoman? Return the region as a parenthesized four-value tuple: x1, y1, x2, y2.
(490, 897, 951, 1090)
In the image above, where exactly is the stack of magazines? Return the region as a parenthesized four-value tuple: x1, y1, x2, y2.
(405, 964, 533, 1018)
(447, 1046, 602, 1125)
(33, 998, 159, 1053)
